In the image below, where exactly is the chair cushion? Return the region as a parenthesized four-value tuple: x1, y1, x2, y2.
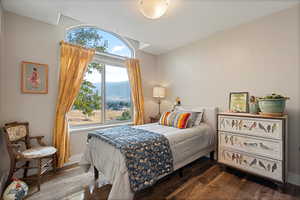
(22, 146, 57, 159)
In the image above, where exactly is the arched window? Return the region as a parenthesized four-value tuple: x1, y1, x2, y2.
(66, 26, 134, 127)
(66, 26, 134, 58)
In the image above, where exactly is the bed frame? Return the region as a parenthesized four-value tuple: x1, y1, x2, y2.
(94, 151, 214, 180)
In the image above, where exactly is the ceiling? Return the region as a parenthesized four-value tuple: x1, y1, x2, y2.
(2, 0, 299, 55)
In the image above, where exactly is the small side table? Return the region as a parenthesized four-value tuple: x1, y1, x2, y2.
(150, 116, 160, 123)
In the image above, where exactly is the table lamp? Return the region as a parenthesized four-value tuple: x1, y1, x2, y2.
(153, 86, 166, 117)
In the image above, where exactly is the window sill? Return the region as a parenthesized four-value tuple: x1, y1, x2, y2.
(70, 122, 133, 133)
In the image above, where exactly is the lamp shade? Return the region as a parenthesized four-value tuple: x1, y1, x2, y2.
(138, 0, 169, 19)
(153, 87, 166, 98)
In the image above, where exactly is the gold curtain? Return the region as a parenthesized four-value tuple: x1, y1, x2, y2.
(53, 41, 95, 168)
(125, 59, 145, 125)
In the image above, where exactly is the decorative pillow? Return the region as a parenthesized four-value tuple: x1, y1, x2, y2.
(164, 111, 191, 129)
(175, 107, 204, 127)
(172, 112, 191, 129)
(159, 111, 171, 126)
(175, 111, 203, 127)
(167, 112, 178, 126)
(176, 111, 197, 128)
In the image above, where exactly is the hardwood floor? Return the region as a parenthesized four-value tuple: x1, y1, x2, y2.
(27, 158, 300, 200)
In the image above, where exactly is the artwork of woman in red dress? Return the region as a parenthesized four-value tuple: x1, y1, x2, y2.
(28, 67, 40, 88)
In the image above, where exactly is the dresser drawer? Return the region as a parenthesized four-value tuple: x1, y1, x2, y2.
(219, 148, 283, 182)
(218, 131, 282, 160)
(218, 116, 283, 140)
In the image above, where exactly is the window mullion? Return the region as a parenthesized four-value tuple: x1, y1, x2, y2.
(102, 65, 106, 124)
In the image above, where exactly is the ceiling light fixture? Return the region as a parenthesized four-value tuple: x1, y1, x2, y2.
(138, 0, 169, 19)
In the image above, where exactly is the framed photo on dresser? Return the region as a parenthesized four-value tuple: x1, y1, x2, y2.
(229, 92, 249, 113)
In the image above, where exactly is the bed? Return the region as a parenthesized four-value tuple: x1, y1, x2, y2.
(80, 106, 218, 200)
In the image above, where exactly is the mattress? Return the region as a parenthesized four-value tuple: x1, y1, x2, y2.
(136, 123, 215, 168)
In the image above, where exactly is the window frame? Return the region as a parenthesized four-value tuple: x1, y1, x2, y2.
(66, 25, 135, 130)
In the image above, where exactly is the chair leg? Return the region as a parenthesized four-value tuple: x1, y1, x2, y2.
(210, 151, 215, 161)
(37, 159, 42, 192)
(53, 153, 57, 173)
(23, 161, 30, 178)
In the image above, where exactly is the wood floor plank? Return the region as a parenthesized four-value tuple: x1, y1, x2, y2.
(167, 165, 221, 200)
(186, 172, 243, 200)
(233, 178, 262, 200)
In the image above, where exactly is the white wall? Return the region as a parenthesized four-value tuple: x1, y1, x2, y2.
(158, 5, 300, 179)
(0, 12, 158, 157)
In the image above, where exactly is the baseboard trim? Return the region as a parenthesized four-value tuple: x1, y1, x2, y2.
(288, 172, 300, 186)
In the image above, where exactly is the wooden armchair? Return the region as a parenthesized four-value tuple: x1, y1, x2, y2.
(3, 122, 57, 192)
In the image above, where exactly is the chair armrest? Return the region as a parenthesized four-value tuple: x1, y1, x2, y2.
(29, 136, 47, 146)
(8, 144, 25, 159)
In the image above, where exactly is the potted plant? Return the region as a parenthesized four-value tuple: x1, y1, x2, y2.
(258, 93, 289, 116)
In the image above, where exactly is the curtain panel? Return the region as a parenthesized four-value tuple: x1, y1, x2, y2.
(125, 59, 145, 125)
(53, 41, 95, 167)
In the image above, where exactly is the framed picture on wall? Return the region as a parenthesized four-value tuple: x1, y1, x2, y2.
(21, 61, 48, 94)
(229, 92, 249, 113)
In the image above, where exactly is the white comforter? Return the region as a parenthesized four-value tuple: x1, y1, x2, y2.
(80, 123, 215, 200)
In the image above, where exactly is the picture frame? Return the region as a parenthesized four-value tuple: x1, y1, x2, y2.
(229, 92, 249, 113)
(21, 61, 48, 94)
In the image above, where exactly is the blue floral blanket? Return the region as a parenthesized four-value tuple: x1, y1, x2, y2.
(88, 126, 174, 192)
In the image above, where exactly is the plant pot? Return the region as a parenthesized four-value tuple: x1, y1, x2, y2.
(249, 102, 259, 114)
(258, 98, 286, 114)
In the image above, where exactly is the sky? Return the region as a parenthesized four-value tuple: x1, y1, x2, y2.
(90, 30, 131, 83)
(97, 29, 132, 58)
(85, 65, 129, 83)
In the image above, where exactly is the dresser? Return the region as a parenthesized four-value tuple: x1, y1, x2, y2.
(218, 112, 288, 184)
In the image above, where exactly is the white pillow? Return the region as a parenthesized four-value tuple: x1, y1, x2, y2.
(193, 112, 204, 126)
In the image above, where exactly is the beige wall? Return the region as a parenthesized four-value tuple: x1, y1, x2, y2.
(0, 12, 158, 155)
(1, 12, 63, 144)
(158, 6, 300, 180)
